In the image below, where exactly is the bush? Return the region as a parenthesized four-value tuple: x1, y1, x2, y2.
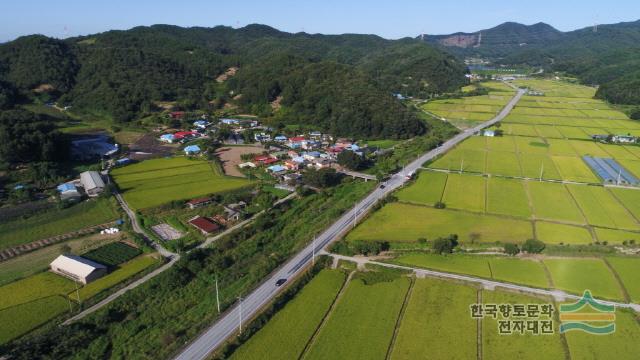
(434, 201, 446, 209)
(504, 243, 520, 256)
(521, 239, 545, 254)
(352, 240, 390, 256)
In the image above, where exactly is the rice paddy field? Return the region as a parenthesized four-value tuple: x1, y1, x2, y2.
(111, 157, 253, 210)
(231, 265, 640, 360)
(543, 258, 624, 301)
(359, 80, 640, 247)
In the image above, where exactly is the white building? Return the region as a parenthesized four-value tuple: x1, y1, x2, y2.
(80, 171, 105, 197)
(50, 255, 108, 284)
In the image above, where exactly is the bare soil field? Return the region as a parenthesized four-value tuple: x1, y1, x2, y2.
(216, 145, 265, 177)
(128, 133, 176, 160)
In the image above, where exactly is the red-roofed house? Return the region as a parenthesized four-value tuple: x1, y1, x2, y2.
(189, 216, 220, 235)
(186, 197, 212, 210)
(173, 131, 198, 140)
(170, 111, 185, 119)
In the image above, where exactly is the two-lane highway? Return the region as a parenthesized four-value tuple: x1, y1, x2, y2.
(174, 87, 525, 360)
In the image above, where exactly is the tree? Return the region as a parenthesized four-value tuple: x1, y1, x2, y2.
(302, 168, 341, 188)
(521, 239, 545, 254)
(432, 234, 459, 254)
(504, 243, 520, 256)
(337, 150, 365, 170)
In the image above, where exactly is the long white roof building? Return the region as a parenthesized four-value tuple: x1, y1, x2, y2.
(50, 254, 107, 284)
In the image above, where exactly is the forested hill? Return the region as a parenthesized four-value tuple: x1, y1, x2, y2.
(0, 24, 468, 139)
(421, 20, 640, 105)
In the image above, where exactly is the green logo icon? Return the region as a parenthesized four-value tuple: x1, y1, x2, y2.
(559, 290, 615, 335)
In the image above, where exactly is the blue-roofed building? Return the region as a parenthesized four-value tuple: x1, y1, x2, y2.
(160, 134, 176, 143)
(70, 135, 118, 160)
(220, 118, 241, 125)
(184, 145, 201, 155)
(115, 158, 131, 166)
(274, 135, 288, 142)
(57, 182, 81, 202)
(267, 165, 286, 173)
(193, 120, 209, 129)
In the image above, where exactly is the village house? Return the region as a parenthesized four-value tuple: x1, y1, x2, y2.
(274, 135, 288, 142)
(612, 135, 636, 144)
(57, 183, 82, 202)
(238, 161, 257, 169)
(287, 136, 306, 149)
(184, 144, 201, 155)
(267, 164, 287, 174)
(186, 197, 213, 210)
(193, 120, 209, 129)
(189, 216, 220, 235)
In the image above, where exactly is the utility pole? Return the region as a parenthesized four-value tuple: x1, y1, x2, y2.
(353, 204, 357, 228)
(215, 275, 221, 314)
(238, 296, 243, 335)
(74, 280, 81, 304)
(539, 161, 544, 181)
(460, 158, 464, 174)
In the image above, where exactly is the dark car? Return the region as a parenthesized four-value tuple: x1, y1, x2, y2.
(275, 278, 287, 287)
(379, 184, 386, 189)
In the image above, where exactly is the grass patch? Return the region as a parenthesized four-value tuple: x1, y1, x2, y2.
(544, 258, 624, 301)
(0, 272, 74, 311)
(111, 157, 252, 210)
(230, 270, 346, 360)
(304, 276, 410, 360)
(0, 295, 69, 345)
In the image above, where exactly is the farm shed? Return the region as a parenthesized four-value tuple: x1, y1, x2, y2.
(50, 255, 107, 284)
(189, 216, 220, 235)
(186, 197, 213, 209)
(80, 171, 105, 197)
(57, 182, 81, 202)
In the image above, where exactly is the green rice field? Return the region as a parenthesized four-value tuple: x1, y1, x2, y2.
(543, 258, 624, 301)
(111, 157, 252, 210)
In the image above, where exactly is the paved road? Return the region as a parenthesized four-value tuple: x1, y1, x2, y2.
(328, 253, 640, 312)
(174, 88, 526, 360)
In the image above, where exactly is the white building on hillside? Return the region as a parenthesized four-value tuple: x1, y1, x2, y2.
(50, 255, 107, 284)
(80, 171, 105, 197)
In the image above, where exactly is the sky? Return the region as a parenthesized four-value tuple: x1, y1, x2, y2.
(1, 0, 639, 42)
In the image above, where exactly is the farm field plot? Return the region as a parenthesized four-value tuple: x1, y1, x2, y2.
(0, 295, 69, 345)
(543, 258, 624, 301)
(518, 153, 562, 180)
(488, 258, 549, 288)
(74, 255, 159, 299)
(535, 222, 593, 244)
(0, 199, 118, 251)
(534, 125, 563, 138)
(441, 174, 486, 212)
(546, 139, 578, 156)
(486, 177, 531, 218)
(526, 181, 585, 224)
(396, 171, 447, 205)
(392, 253, 492, 278)
(455, 135, 486, 150)
(486, 151, 522, 177)
(389, 278, 477, 360)
(609, 187, 640, 219)
(605, 257, 640, 302)
(111, 157, 252, 210)
(568, 140, 610, 158)
(512, 79, 596, 98)
(617, 159, 640, 178)
(346, 203, 533, 244)
(550, 155, 599, 183)
(594, 228, 640, 244)
(303, 276, 410, 360)
(230, 270, 346, 360)
(564, 309, 640, 360)
(601, 145, 639, 161)
(485, 136, 516, 152)
(556, 125, 590, 139)
(514, 136, 549, 154)
(82, 242, 141, 267)
(429, 148, 486, 173)
(501, 123, 539, 137)
(567, 185, 639, 230)
(0, 272, 74, 311)
(482, 291, 566, 360)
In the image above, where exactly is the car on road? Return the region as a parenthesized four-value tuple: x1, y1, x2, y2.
(275, 278, 287, 286)
(379, 184, 386, 189)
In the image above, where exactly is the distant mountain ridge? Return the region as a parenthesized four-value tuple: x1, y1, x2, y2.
(421, 19, 640, 105)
